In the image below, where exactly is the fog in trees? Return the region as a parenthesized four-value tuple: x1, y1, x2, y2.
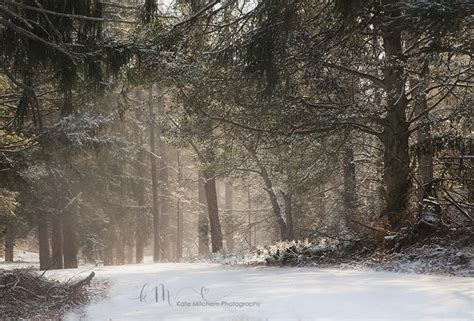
(0, 0, 471, 277)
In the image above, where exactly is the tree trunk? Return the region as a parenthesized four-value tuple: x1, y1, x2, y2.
(103, 247, 114, 266)
(116, 215, 127, 265)
(156, 86, 172, 260)
(159, 141, 172, 260)
(148, 86, 161, 262)
(255, 161, 288, 240)
(381, 1, 411, 229)
(103, 217, 115, 266)
(262, 178, 288, 240)
(469, 139, 474, 204)
(63, 209, 78, 268)
(381, 104, 410, 230)
(247, 188, 252, 247)
(176, 150, 183, 260)
(4, 231, 14, 262)
(134, 122, 148, 264)
(198, 171, 210, 255)
(38, 214, 51, 270)
(135, 180, 147, 263)
(126, 244, 134, 264)
(115, 236, 125, 265)
(135, 178, 147, 263)
(410, 71, 434, 200)
(246, 147, 289, 241)
(282, 192, 294, 240)
(292, 198, 301, 238)
(224, 182, 234, 251)
(342, 146, 357, 230)
(203, 169, 223, 253)
(143, 0, 157, 23)
(50, 215, 64, 269)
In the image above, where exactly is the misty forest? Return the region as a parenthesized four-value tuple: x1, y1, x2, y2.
(0, 1, 472, 320)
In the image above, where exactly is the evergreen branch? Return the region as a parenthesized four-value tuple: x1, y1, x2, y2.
(2, 1, 137, 24)
(0, 17, 78, 61)
(173, 0, 221, 29)
(324, 63, 386, 89)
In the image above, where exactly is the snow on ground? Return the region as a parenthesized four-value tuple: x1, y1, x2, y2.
(38, 263, 474, 321)
(0, 250, 39, 263)
(195, 240, 474, 277)
(0, 250, 39, 269)
(11, 250, 39, 262)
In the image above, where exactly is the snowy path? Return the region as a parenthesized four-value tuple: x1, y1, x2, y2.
(42, 263, 473, 321)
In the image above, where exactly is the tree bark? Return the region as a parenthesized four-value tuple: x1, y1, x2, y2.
(282, 192, 294, 240)
(134, 176, 147, 263)
(135, 176, 147, 263)
(143, 0, 157, 23)
(342, 146, 357, 230)
(156, 86, 172, 260)
(292, 197, 301, 238)
(134, 119, 148, 264)
(381, 98, 410, 230)
(158, 138, 172, 260)
(103, 239, 114, 266)
(410, 70, 434, 200)
(50, 215, 64, 269)
(247, 188, 252, 247)
(262, 177, 288, 240)
(380, 1, 411, 229)
(203, 169, 223, 253)
(245, 146, 289, 240)
(224, 182, 234, 251)
(63, 208, 78, 268)
(126, 244, 134, 264)
(255, 160, 289, 240)
(4, 231, 14, 262)
(198, 171, 210, 255)
(176, 150, 183, 260)
(469, 139, 474, 204)
(115, 236, 125, 265)
(148, 86, 161, 262)
(38, 214, 51, 270)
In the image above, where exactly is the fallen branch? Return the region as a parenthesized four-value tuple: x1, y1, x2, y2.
(70, 272, 95, 291)
(0, 269, 103, 319)
(442, 188, 473, 222)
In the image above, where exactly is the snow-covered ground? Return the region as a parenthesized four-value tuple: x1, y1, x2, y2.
(0, 250, 39, 269)
(38, 263, 474, 321)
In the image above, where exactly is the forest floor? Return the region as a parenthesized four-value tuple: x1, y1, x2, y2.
(32, 262, 473, 321)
